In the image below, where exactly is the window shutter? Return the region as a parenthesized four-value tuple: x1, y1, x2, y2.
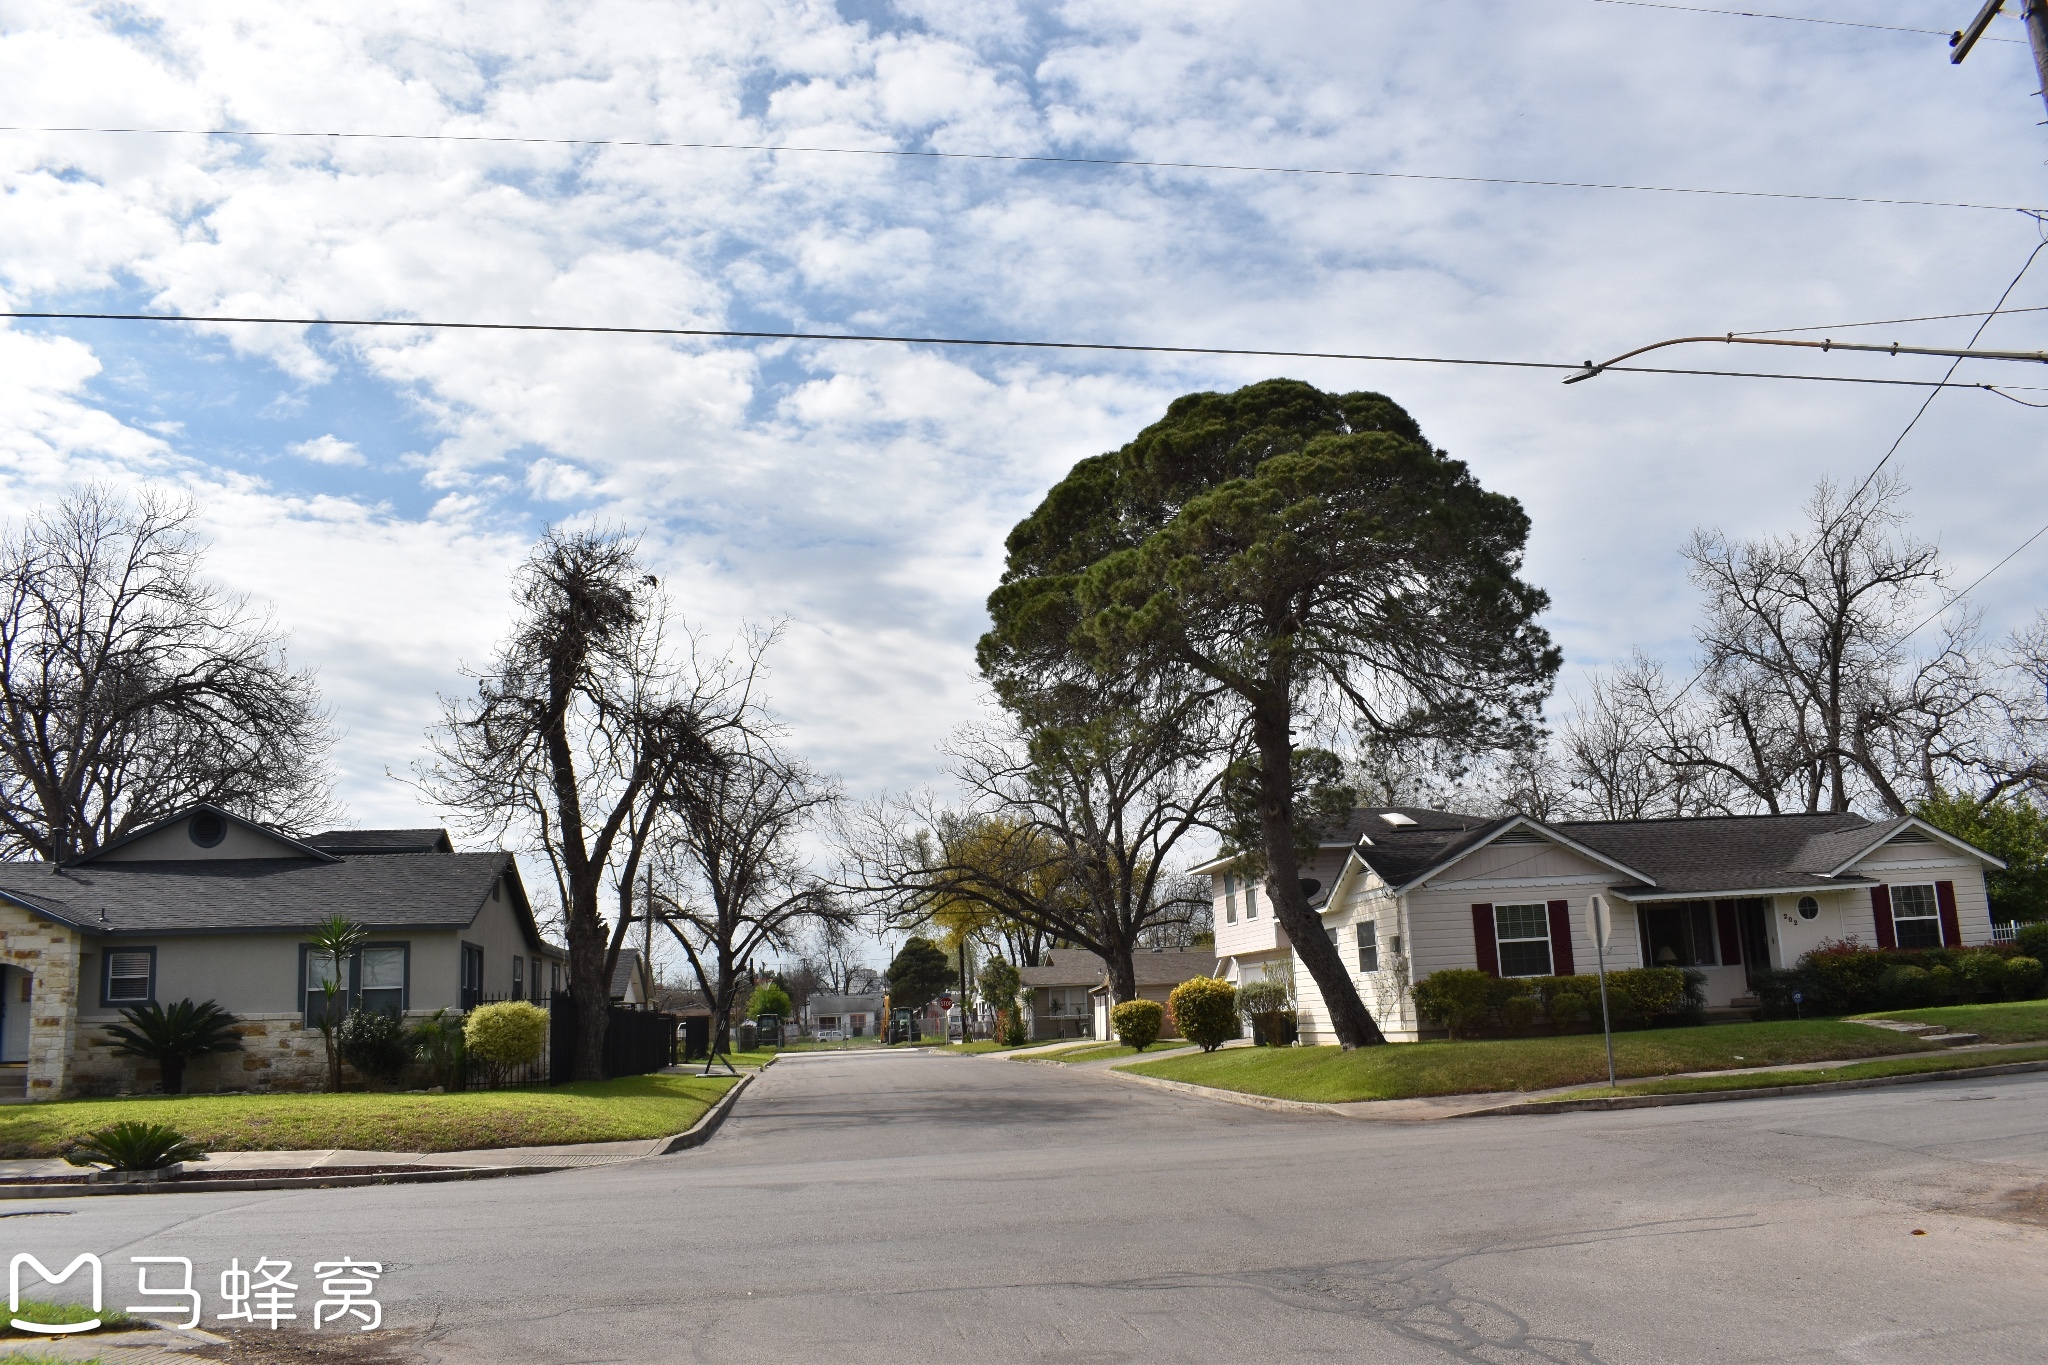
(1935, 881, 1961, 947)
(1870, 885, 1896, 949)
(1545, 900, 1575, 976)
(1715, 901, 1743, 966)
(1471, 904, 1499, 977)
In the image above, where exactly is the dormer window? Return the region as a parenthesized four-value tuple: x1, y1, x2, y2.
(189, 811, 227, 848)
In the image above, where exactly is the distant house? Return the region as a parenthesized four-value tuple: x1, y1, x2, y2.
(0, 802, 564, 1098)
(1203, 806, 2006, 1044)
(1086, 949, 1218, 1041)
(610, 948, 655, 1007)
(1019, 951, 1104, 1040)
(805, 992, 884, 1037)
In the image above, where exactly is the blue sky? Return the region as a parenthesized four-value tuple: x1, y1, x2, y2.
(3, 0, 2047, 857)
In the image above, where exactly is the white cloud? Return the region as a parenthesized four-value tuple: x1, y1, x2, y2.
(288, 434, 366, 466)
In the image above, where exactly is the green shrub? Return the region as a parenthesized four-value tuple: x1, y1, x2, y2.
(2016, 922, 2048, 962)
(1543, 986, 1591, 1028)
(410, 1009, 466, 1089)
(1877, 964, 1933, 1008)
(2004, 955, 2046, 999)
(1953, 951, 2010, 1000)
(1238, 969, 1296, 1046)
(463, 1001, 550, 1069)
(1604, 968, 1687, 1025)
(746, 982, 794, 1020)
(1414, 969, 1494, 1039)
(1169, 976, 1240, 1052)
(1110, 999, 1165, 1051)
(1500, 995, 1540, 1034)
(1801, 942, 1894, 1012)
(338, 1007, 414, 1085)
(62, 1121, 206, 1172)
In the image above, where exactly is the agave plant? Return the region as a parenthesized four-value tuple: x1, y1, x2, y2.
(102, 998, 243, 1095)
(62, 1121, 208, 1172)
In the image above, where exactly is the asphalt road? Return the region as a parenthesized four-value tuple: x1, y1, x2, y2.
(14, 1051, 2048, 1364)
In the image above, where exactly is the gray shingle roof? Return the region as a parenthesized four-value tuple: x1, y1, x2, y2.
(0, 852, 523, 938)
(1551, 812, 1885, 896)
(303, 828, 454, 855)
(1019, 949, 1107, 988)
(610, 948, 646, 998)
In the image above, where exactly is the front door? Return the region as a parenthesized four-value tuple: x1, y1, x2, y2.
(1738, 900, 1774, 988)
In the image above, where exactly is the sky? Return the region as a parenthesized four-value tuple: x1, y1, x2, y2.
(3, 1, 2047, 899)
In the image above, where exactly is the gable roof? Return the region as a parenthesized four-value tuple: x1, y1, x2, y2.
(1019, 949, 1107, 988)
(0, 851, 553, 947)
(75, 802, 338, 866)
(1087, 950, 1219, 993)
(610, 948, 650, 998)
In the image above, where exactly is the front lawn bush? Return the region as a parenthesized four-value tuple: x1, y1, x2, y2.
(1238, 970, 1296, 1046)
(1110, 999, 1164, 1051)
(464, 1001, 549, 1078)
(1417, 968, 1692, 1037)
(2006, 955, 2045, 998)
(62, 1121, 206, 1172)
(338, 1007, 414, 1086)
(1413, 969, 1493, 1038)
(102, 998, 243, 1095)
(2016, 922, 2048, 961)
(1170, 977, 1240, 1052)
(1605, 968, 1688, 1025)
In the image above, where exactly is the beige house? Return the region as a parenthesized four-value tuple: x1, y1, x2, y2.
(0, 803, 564, 1098)
(1086, 950, 1220, 1041)
(1019, 950, 1105, 1040)
(1205, 807, 2005, 1044)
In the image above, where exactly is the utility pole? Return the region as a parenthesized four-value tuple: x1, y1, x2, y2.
(1953, 1, 2048, 122)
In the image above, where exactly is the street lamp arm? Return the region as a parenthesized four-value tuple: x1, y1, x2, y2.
(1563, 333, 2048, 384)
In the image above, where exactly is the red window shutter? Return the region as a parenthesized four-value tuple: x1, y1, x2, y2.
(1715, 901, 1743, 966)
(1870, 885, 1896, 949)
(1471, 904, 1499, 977)
(1546, 900, 1575, 976)
(1935, 881, 1961, 947)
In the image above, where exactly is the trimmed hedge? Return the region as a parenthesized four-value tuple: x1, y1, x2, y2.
(1169, 977, 1240, 1053)
(1110, 999, 1165, 1051)
(1754, 940, 2046, 1017)
(1413, 967, 1695, 1039)
(463, 1001, 550, 1067)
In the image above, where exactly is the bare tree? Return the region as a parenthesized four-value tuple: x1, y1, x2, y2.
(796, 918, 885, 995)
(654, 732, 849, 1057)
(418, 528, 731, 1080)
(0, 485, 334, 861)
(844, 689, 1222, 1001)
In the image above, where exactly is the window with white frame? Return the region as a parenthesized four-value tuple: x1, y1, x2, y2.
(512, 955, 525, 1001)
(1223, 873, 1238, 924)
(1245, 882, 1259, 919)
(1356, 921, 1379, 973)
(1494, 904, 1553, 978)
(103, 948, 154, 1005)
(1890, 884, 1942, 949)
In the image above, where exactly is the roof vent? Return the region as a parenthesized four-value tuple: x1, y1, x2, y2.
(1378, 812, 1417, 827)
(189, 811, 227, 848)
(1495, 828, 1546, 844)
(1890, 828, 1932, 844)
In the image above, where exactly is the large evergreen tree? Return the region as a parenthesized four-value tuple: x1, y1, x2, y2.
(980, 379, 1557, 1048)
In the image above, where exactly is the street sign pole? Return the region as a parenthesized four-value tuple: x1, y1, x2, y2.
(1590, 894, 1617, 1089)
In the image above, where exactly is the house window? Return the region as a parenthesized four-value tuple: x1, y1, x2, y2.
(512, 956, 525, 1001)
(303, 947, 346, 1028)
(359, 945, 408, 1016)
(1797, 896, 1820, 921)
(1356, 922, 1380, 973)
(103, 948, 155, 1005)
(461, 943, 485, 1010)
(1639, 901, 1719, 968)
(1223, 873, 1238, 924)
(550, 961, 561, 995)
(1890, 884, 1942, 949)
(1245, 883, 1259, 919)
(1493, 904, 1553, 978)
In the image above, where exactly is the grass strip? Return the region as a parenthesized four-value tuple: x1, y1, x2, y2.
(1117, 1019, 1950, 1103)
(2, 1301, 133, 1337)
(0, 1073, 736, 1159)
(1847, 1000, 2048, 1044)
(1541, 1043, 2048, 1101)
(1050, 1044, 1145, 1064)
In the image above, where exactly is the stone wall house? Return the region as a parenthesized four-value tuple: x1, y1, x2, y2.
(0, 803, 565, 1098)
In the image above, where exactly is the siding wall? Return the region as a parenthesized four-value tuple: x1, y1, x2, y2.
(1843, 842, 1996, 946)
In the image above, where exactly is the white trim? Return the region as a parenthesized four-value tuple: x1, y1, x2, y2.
(1395, 816, 1656, 894)
(1617, 881, 1872, 904)
(1825, 816, 2006, 876)
(1427, 871, 1618, 892)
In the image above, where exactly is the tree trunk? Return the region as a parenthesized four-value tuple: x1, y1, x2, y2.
(1107, 946, 1138, 1004)
(1252, 702, 1384, 1049)
(567, 879, 611, 1080)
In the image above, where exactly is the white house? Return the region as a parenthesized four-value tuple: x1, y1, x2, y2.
(1203, 807, 2006, 1044)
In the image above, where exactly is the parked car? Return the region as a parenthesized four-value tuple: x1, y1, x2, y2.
(816, 1029, 845, 1042)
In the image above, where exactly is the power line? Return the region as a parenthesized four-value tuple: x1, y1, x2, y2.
(0, 125, 2033, 215)
(1588, 0, 2022, 41)
(2, 308, 2039, 390)
(1905, 515, 2048, 642)
(1739, 303, 2048, 335)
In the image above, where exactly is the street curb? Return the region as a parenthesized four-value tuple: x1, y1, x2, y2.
(1457, 1058, 2048, 1116)
(1104, 1068, 1342, 1117)
(657, 1068, 754, 1153)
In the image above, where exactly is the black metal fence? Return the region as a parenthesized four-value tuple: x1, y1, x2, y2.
(548, 993, 680, 1081)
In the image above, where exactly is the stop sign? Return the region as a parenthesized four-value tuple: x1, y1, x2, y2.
(938, 994, 953, 1010)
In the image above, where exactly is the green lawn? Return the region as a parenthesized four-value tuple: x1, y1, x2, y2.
(1118, 1020, 1953, 1104)
(1545, 1043, 2048, 1101)
(0, 1073, 737, 1159)
(1048, 1043, 1186, 1064)
(3, 1301, 132, 1337)
(1850, 1000, 2048, 1044)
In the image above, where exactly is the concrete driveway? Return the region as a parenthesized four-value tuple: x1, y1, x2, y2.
(17, 1050, 2047, 1363)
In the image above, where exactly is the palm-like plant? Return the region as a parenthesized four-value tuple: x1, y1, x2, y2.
(307, 914, 367, 1092)
(63, 1120, 208, 1172)
(102, 998, 243, 1095)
